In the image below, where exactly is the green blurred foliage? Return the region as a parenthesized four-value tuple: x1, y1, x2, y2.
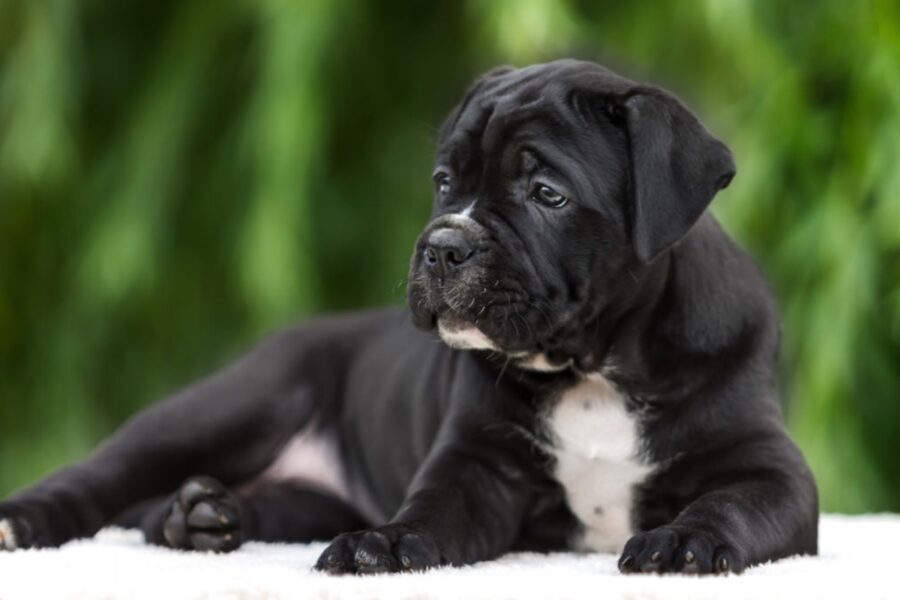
(0, 0, 898, 513)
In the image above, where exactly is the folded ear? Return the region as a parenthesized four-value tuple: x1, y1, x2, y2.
(619, 87, 736, 263)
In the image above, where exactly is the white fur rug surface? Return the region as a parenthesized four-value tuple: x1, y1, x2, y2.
(0, 514, 893, 600)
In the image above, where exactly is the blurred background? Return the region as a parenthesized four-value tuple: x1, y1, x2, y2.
(0, 0, 898, 513)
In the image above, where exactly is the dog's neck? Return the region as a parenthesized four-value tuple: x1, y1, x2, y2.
(511, 253, 673, 378)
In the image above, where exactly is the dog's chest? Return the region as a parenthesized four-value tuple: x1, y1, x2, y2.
(545, 375, 653, 552)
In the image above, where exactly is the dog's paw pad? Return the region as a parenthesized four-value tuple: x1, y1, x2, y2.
(0, 518, 18, 551)
(618, 526, 744, 575)
(315, 524, 442, 575)
(163, 476, 242, 553)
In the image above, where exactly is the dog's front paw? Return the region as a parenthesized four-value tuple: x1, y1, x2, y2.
(162, 476, 243, 553)
(315, 523, 443, 575)
(618, 526, 744, 575)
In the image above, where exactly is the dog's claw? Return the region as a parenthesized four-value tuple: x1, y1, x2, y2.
(717, 556, 730, 573)
(640, 550, 663, 573)
(619, 526, 744, 575)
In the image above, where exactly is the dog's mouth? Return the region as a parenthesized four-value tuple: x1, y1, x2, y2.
(436, 315, 576, 373)
(409, 269, 541, 355)
(408, 268, 587, 368)
(409, 263, 607, 372)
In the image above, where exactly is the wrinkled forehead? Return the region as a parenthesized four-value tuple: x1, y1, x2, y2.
(439, 68, 567, 160)
(437, 60, 634, 168)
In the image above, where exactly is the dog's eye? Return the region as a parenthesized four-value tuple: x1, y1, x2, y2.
(433, 172, 451, 195)
(530, 184, 568, 208)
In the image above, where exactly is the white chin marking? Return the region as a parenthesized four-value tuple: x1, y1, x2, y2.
(517, 353, 571, 372)
(437, 321, 497, 350)
(0, 518, 17, 550)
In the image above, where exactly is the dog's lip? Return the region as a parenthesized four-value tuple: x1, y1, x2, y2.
(436, 317, 481, 338)
(435, 321, 573, 370)
(514, 352, 572, 372)
(436, 318, 499, 351)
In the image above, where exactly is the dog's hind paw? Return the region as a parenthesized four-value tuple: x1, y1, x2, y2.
(162, 476, 243, 553)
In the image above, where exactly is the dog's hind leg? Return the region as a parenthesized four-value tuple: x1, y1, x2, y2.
(134, 476, 369, 552)
(0, 313, 382, 550)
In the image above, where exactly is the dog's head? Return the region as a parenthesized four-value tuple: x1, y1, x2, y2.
(407, 59, 735, 371)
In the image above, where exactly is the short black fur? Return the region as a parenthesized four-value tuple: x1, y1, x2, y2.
(0, 60, 817, 576)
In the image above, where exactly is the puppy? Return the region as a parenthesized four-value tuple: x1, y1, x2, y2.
(0, 59, 818, 575)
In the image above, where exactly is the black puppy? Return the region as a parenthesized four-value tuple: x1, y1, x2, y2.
(0, 60, 817, 575)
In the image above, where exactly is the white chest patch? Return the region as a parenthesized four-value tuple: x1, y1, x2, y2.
(546, 374, 653, 552)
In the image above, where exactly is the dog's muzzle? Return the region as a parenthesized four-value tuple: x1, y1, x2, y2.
(408, 211, 493, 335)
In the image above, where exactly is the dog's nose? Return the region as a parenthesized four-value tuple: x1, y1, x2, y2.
(424, 228, 474, 276)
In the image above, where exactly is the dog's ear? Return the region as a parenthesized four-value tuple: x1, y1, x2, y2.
(614, 87, 736, 263)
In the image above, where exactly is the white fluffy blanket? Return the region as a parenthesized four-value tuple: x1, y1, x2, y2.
(0, 514, 893, 600)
